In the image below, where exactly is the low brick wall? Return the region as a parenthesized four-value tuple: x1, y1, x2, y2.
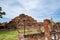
(24, 33, 44, 40)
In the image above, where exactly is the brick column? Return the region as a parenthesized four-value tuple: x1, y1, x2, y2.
(28, 35, 34, 40)
(37, 35, 42, 40)
(44, 19, 51, 40)
(16, 29, 24, 40)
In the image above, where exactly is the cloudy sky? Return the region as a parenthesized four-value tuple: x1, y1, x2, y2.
(0, 0, 60, 22)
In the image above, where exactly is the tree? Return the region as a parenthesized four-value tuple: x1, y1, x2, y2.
(0, 7, 6, 18)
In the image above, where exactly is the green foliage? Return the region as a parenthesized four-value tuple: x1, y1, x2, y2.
(0, 7, 2, 11)
(40, 27, 45, 33)
(0, 7, 6, 18)
(56, 22, 60, 24)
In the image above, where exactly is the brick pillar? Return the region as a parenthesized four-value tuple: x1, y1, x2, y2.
(28, 35, 34, 40)
(18, 33, 24, 40)
(44, 19, 51, 40)
(16, 29, 24, 40)
(37, 35, 42, 40)
(28, 36, 31, 40)
(33, 35, 37, 40)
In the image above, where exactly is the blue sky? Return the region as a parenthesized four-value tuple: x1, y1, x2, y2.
(0, 0, 60, 22)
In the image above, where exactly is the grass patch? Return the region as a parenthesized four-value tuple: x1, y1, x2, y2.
(0, 29, 40, 40)
(0, 31, 18, 40)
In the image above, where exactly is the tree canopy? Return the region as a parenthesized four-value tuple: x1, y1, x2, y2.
(0, 7, 6, 18)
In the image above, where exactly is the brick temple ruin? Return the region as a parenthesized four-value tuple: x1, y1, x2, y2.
(0, 14, 60, 40)
(17, 19, 60, 40)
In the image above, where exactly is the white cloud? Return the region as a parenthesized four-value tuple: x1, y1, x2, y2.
(0, 0, 39, 18)
(17, 0, 39, 10)
(0, 0, 60, 22)
(0, 0, 23, 19)
(37, 0, 60, 15)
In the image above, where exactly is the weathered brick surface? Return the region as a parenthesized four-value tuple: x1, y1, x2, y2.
(44, 19, 51, 40)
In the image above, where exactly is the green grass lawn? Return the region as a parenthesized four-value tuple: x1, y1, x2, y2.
(0, 31, 18, 40)
(0, 29, 41, 40)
